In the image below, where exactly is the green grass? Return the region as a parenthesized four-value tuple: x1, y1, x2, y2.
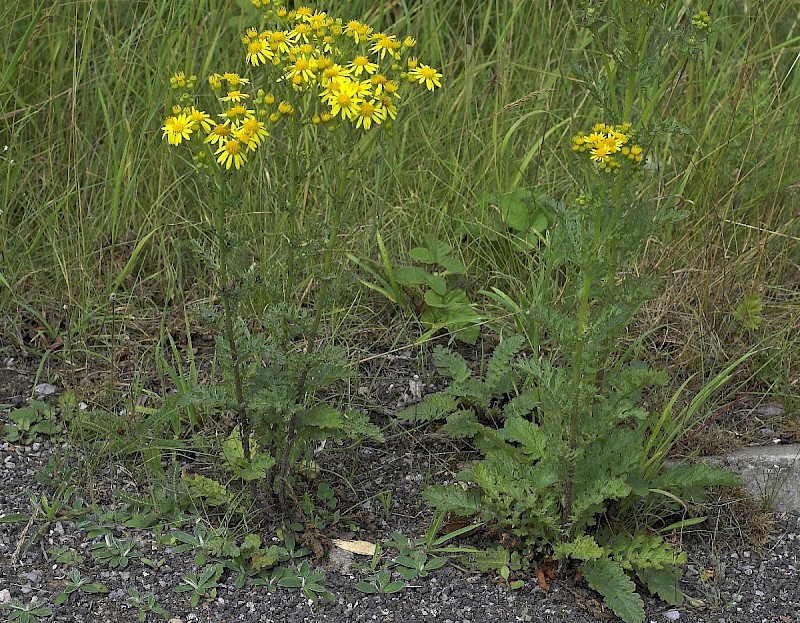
(1, 0, 797, 417)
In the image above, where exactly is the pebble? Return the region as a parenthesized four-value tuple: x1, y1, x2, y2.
(664, 610, 681, 621)
(33, 383, 58, 397)
(23, 571, 41, 584)
(0, 589, 10, 604)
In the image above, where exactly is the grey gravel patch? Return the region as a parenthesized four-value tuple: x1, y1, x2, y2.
(2, 416, 799, 623)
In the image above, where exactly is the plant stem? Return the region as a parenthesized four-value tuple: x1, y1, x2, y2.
(561, 205, 601, 540)
(276, 174, 347, 514)
(213, 177, 251, 463)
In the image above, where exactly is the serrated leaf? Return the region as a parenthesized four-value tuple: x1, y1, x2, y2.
(396, 393, 458, 422)
(552, 535, 604, 561)
(423, 485, 481, 516)
(499, 417, 546, 457)
(581, 557, 645, 623)
(637, 566, 684, 606)
(474, 546, 511, 573)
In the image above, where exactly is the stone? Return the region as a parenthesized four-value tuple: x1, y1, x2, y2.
(702, 444, 800, 513)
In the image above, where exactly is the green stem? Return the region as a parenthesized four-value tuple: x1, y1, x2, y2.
(213, 175, 251, 463)
(276, 169, 348, 514)
(561, 204, 601, 540)
(589, 23, 620, 120)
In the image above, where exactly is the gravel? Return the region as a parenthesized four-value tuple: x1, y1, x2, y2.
(1, 434, 799, 623)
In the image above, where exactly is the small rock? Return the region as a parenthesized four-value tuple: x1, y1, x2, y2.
(664, 611, 681, 621)
(757, 404, 784, 418)
(0, 589, 10, 604)
(23, 571, 41, 584)
(33, 383, 58, 397)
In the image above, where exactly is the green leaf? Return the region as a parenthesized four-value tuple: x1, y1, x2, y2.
(423, 485, 482, 516)
(278, 576, 303, 588)
(581, 557, 645, 623)
(355, 582, 378, 594)
(638, 566, 684, 606)
(499, 417, 546, 457)
(552, 535, 604, 561)
(395, 266, 446, 295)
(383, 581, 406, 593)
(474, 546, 511, 573)
(396, 393, 458, 423)
(497, 189, 532, 232)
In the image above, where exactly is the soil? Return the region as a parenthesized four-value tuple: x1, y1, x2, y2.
(1, 351, 799, 623)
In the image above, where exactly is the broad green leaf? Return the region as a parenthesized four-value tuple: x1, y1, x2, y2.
(581, 557, 645, 623)
(638, 566, 684, 606)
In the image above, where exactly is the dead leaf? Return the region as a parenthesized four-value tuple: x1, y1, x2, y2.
(534, 566, 550, 591)
(332, 539, 376, 556)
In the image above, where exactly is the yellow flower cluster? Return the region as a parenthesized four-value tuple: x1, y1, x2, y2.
(162, 4, 442, 170)
(571, 122, 644, 173)
(241, 4, 441, 130)
(162, 73, 269, 170)
(691, 11, 712, 31)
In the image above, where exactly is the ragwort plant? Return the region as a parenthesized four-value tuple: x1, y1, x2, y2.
(161, 1, 442, 513)
(403, 4, 738, 622)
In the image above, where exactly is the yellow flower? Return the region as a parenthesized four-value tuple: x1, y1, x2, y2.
(371, 34, 399, 60)
(162, 114, 193, 145)
(220, 104, 255, 121)
(403, 36, 416, 49)
(326, 82, 361, 120)
(187, 107, 212, 133)
(205, 123, 233, 146)
(322, 63, 351, 85)
(237, 117, 269, 148)
(269, 30, 295, 54)
(222, 73, 250, 88)
(370, 73, 388, 95)
(409, 64, 442, 91)
(349, 55, 379, 76)
(208, 73, 223, 90)
(215, 139, 247, 170)
(246, 39, 271, 66)
(278, 101, 294, 115)
(354, 100, 386, 130)
(170, 71, 188, 89)
(295, 6, 313, 20)
(293, 22, 312, 42)
(379, 95, 397, 120)
(221, 90, 249, 103)
(286, 58, 316, 84)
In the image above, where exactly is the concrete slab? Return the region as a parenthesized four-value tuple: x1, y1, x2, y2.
(703, 444, 800, 513)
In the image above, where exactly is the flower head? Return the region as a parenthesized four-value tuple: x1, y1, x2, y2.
(215, 139, 247, 169)
(162, 114, 193, 145)
(409, 64, 442, 91)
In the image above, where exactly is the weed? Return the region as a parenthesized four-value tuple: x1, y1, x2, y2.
(89, 535, 141, 569)
(173, 564, 224, 608)
(0, 599, 52, 623)
(125, 589, 170, 622)
(2, 401, 62, 445)
(278, 561, 335, 604)
(54, 568, 109, 605)
(356, 569, 406, 594)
